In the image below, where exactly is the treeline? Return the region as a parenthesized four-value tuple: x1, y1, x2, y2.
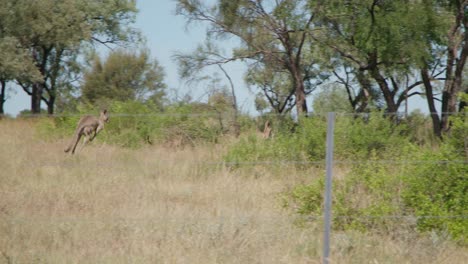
(175, 0, 468, 138)
(1, 0, 467, 139)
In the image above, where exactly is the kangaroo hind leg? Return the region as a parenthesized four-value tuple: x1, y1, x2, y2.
(71, 133, 83, 154)
(79, 127, 94, 152)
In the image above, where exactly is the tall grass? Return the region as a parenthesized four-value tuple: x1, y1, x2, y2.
(0, 119, 466, 263)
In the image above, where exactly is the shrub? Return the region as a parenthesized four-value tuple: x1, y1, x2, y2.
(286, 139, 467, 245)
(37, 100, 230, 148)
(287, 149, 411, 232)
(444, 113, 468, 159)
(333, 113, 410, 159)
(402, 146, 468, 245)
(225, 112, 411, 166)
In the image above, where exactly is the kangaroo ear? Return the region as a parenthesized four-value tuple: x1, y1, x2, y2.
(102, 109, 107, 114)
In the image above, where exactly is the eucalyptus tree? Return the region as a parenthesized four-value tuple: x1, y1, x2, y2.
(314, 0, 440, 115)
(176, 0, 323, 118)
(0, 2, 40, 114)
(5, 0, 138, 114)
(81, 48, 167, 108)
(244, 66, 296, 114)
(312, 83, 354, 114)
(0, 37, 40, 115)
(419, 0, 468, 136)
(174, 41, 240, 132)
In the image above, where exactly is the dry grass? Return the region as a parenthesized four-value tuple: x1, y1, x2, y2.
(0, 119, 466, 263)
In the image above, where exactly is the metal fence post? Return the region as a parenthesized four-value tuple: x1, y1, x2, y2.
(323, 112, 335, 264)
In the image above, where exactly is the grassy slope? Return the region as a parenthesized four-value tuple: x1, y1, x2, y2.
(0, 119, 466, 263)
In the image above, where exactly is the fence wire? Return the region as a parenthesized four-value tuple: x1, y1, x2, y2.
(2, 215, 468, 223)
(4, 111, 468, 118)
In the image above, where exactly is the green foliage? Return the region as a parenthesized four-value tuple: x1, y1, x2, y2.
(176, 0, 319, 116)
(322, 0, 444, 70)
(225, 112, 409, 165)
(0, 0, 138, 113)
(245, 66, 296, 114)
(287, 179, 324, 216)
(224, 116, 325, 166)
(0, 37, 40, 82)
(153, 102, 224, 146)
(403, 110, 440, 146)
(282, 115, 467, 244)
(219, 0, 240, 27)
(288, 148, 410, 231)
(82, 48, 166, 107)
(102, 101, 160, 148)
(312, 84, 353, 114)
(402, 147, 468, 244)
(38, 100, 229, 148)
(444, 113, 468, 158)
(334, 114, 410, 159)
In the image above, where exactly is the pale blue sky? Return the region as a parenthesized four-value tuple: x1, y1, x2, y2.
(4, 0, 429, 116)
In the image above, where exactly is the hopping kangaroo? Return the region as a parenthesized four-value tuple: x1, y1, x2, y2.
(64, 109, 109, 154)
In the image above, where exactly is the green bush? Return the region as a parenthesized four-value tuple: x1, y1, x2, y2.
(444, 113, 468, 158)
(278, 112, 465, 244)
(38, 100, 230, 148)
(402, 146, 467, 245)
(223, 120, 320, 166)
(286, 139, 467, 244)
(334, 113, 410, 159)
(225, 112, 410, 165)
(288, 148, 411, 231)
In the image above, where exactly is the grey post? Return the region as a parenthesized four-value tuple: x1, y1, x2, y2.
(323, 112, 335, 264)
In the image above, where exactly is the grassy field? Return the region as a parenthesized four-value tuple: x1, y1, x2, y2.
(0, 119, 466, 263)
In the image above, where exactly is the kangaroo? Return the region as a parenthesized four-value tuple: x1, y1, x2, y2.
(64, 109, 109, 154)
(257, 120, 273, 139)
(262, 120, 272, 139)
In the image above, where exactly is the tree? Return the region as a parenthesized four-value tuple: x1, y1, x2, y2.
(331, 65, 383, 113)
(312, 83, 353, 114)
(0, 38, 41, 115)
(176, 0, 324, 118)
(4, 0, 138, 114)
(206, 78, 238, 134)
(0, 2, 41, 114)
(81, 48, 166, 108)
(316, 0, 468, 137)
(245, 66, 296, 114)
(420, 0, 468, 136)
(314, 0, 440, 115)
(174, 41, 241, 134)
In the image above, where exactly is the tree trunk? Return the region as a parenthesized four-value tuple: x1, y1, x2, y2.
(295, 79, 308, 117)
(0, 80, 6, 115)
(354, 71, 371, 112)
(290, 63, 307, 118)
(47, 95, 55, 115)
(441, 1, 468, 131)
(421, 68, 442, 138)
(31, 83, 43, 114)
(370, 67, 398, 113)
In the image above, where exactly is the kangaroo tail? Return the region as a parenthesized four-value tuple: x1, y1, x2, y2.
(64, 126, 84, 154)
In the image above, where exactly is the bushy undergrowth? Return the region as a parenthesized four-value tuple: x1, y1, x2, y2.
(277, 114, 467, 245)
(225, 113, 410, 164)
(402, 145, 467, 244)
(37, 101, 241, 148)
